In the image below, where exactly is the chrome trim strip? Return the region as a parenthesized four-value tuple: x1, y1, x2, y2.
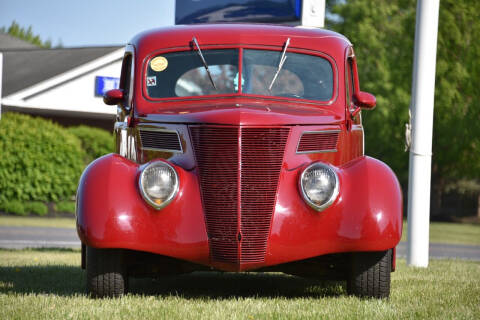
(351, 126, 364, 155)
(362, 127, 365, 155)
(297, 149, 338, 154)
(114, 119, 138, 162)
(296, 130, 341, 154)
(138, 127, 184, 153)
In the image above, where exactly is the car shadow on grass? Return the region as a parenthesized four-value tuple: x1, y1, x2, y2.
(0, 265, 85, 296)
(0, 265, 344, 298)
(130, 272, 345, 299)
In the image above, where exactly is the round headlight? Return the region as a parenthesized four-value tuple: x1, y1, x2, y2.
(139, 161, 179, 210)
(299, 162, 339, 211)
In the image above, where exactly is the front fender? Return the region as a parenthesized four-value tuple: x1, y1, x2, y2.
(336, 156, 403, 248)
(76, 154, 209, 265)
(267, 156, 403, 265)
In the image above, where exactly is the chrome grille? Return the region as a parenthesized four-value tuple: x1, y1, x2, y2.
(190, 126, 289, 265)
(190, 126, 239, 264)
(240, 128, 290, 263)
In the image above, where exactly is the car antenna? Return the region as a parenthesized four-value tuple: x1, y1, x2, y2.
(269, 37, 290, 91)
(192, 36, 217, 90)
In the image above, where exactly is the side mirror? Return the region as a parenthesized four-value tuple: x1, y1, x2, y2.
(353, 91, 376, 109)
(103, 89, 124, 105)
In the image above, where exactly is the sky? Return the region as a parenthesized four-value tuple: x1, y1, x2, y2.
(0, 0, 175, 47)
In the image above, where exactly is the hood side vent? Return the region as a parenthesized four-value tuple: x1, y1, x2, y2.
(139, 129, 183, 153)
(297, 130, 340, 153)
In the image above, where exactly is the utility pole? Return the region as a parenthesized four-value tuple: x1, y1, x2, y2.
(0, 52, 3, 120)
(407, 0, 440, 267)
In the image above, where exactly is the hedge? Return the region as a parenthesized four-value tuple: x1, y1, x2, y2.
(0, 112, 86, 204)
(1, 200, 27, 216)
(68, 125, 113, 163)
(55, 200, 76, 214)
(25, 202, 48, 216)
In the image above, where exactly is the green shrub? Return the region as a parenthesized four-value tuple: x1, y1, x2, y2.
(1, 200, 27, 216)
(0, 112, 86, 203)
(68, 125, 113, 163)
(25, 202, 48, 216)
(55, 201, 76, 214)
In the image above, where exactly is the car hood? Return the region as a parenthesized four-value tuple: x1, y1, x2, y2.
(137, 101, 343, 126)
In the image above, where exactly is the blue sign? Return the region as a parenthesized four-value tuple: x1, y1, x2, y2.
(95, 76, 120, 97)
(175, 0, 301, 25)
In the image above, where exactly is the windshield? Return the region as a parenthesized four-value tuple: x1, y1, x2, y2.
(242, 49, 333, 101)
(146, 49, 239, 98)
(145, 48, 334, 102)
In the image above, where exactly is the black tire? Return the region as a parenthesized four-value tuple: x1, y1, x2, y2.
(347, 249, 391, 299)
(86, 246, 128, 298)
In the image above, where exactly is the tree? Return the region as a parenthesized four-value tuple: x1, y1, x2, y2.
(328, 0, 480, 215)
(327, 0, 416, 183)
(3, 20, 52, 48)
(431, 0, 480, 215)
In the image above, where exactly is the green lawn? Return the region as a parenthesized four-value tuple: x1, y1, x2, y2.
(401, 221, 480, 246)
(0, 216, 76, 229)
(0, 249, 479, 319)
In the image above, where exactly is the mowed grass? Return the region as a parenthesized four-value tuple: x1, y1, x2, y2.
(0, 249, 479, 319)
(401, 221, 480, 246)
(0, 216, 76, 229)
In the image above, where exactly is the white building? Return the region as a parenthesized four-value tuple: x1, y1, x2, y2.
(1, 32, 123, 129)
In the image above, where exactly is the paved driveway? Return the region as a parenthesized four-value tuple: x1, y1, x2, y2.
(0, 226, 479, 261)
(0, 226, 80, 249)
(395, 242, 480, 261)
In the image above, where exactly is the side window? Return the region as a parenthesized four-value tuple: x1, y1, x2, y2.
(349, 59, 355, 96)
(347, 56, 362, 124)
(346, 57, 354, 106)
(120, 53, 132, 104)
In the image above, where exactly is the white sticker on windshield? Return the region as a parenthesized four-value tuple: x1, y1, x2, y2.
(146, 76, 157, 86)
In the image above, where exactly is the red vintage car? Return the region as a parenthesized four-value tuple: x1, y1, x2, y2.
(76, 24, 402, 298)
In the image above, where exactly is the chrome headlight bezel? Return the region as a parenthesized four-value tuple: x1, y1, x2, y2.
(138, 160, 179, 210)
(299, 162, 340, 212)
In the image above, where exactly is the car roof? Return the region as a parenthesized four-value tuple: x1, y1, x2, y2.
(130, 24, 351, 59)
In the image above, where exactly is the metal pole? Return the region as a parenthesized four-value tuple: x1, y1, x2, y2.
(407, 0, 440, 267)
(301, 0, 325, 28)
(0, 52, 3, 120)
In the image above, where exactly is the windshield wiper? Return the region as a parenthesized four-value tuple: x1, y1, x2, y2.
(269, 37, 290, 91)
(192, 37, 217, 90)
